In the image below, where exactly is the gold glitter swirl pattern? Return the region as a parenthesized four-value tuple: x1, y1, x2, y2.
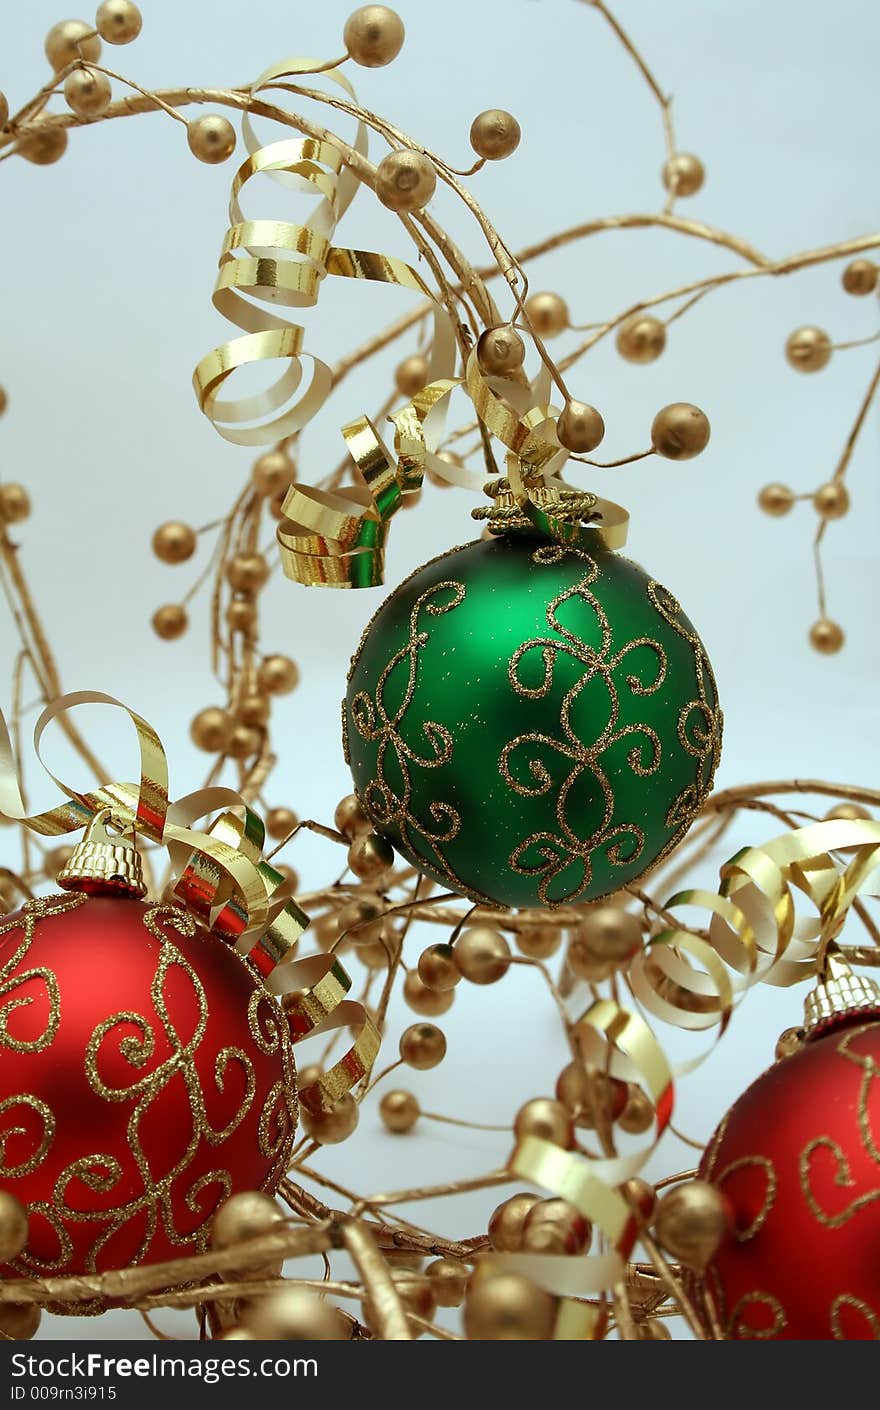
(0, 1095, 56, 1180)
(729, 1291, 787, 1340)
(501, 550, 719, 905)
(350, 579, 474, 894)
(649, 582, 723, 827)
(4, 902, 296, 1279)
(798, 1024, 880, 1229)
(830, 1295, 880, 1339)
(0, 894, 82, 1055)
(713, 1155, 778, 1241)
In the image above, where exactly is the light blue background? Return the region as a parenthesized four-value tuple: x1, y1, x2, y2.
(0, 0, 877, 1339)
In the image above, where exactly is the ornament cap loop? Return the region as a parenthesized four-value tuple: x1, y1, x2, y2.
(803, 945, 880, 1038)
(57, 808, 147, 899)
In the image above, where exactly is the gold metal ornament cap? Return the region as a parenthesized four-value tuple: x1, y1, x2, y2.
(57, 809, 147, 899)
(803, 945, 880, 1038)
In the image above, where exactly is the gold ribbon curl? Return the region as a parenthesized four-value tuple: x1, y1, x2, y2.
(193, 58, 631, 587)
(631, 817, 880, 1057)
(496, 994, 672, 1337)
(0, 691, 379, 1111)
(498, 818, 880, 1333)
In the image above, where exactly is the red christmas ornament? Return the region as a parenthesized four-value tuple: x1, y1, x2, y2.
(0, 891, 297, 1293)
(698, 965, 880, 1340)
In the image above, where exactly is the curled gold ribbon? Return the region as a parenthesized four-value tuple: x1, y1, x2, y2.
(498, 995, 672, 1332)
(499, 818, 880, 1328)
(193, 56, 630, 588)
(276, 356, 469, 587)
(0, 691, 379, 1110)
(631, 817, 880, 1060)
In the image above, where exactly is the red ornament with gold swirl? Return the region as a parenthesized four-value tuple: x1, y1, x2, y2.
(696, 956, 880, 1339)
(0, 891, 297, 1296)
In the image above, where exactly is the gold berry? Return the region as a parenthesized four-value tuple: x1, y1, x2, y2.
(785, 325, 831, 372)
(187, 114, 236, 165)
(515, 924, 562, 960)
(570, 906, 642, 967)
(661, 152, 705, 197)
(211, 1190, 282, 1251)
(463, 1272, 555, 1341)
(0, 1302, 41, 1339)
(265, 805, 298, 840)
(354, 935, 394, 970)
(557, 399, 605, 454)
(809, 617, 844, 655)
(395, 352, 429, 397)
(0, 1191, 29, 1263)
(18, 121, 68, 165)
(240, 1288, 346, 1340)
(63, 67, 112, 117)
(333, 793, 372, 839)
(226, 599, 257, 635)
(337, 895, 386, 945)
(653, 1179, 731, 1272)
(399, 1022, 446, 1070)
(841, 258, 877, 296)
(302, 1092, 359, 1144)
(190, 706, 234, 752)
(375, 149, 436, 212)
(775, 1026, 805, 1061)
(151, 603, 188, 640)
(812, 481, 850, 520)
(525, 291, 568, 337)
(427, 450, 458, 488)
(347, 831, 395, 882)
(44, 845, 74, 873)
(402, 970, 454, 1017)
(258, 654, 299, 694)
(237, 693, 269, 727)
(225, 552, 269, 593)
(758, 482, 794, 517)
(426, 1257, 468, 1307)
(227, 723, 261, 759)
(477, 326, 526, 377)
(824, 801, 871, 822)
(469, 109, 521, 161)
(521, 1198, 591, 1256)
(488, 1194, 541, 1252)
(45, 19, 101, 70)
(252, 448, 295, 497)
(617, 1084, 654, 1135)
(651, 402, 711, 460)
(622, 1177, 656, 1224)
(379, 1088, 419, 1132)
(417, 942, 460, 991)
(616, 314, 666, 364)
(555, 1062, 625, 1127)
(152, 520, 196, 564)
(0, 483, 31, 524)
(343, 5, 405, 67)
(513, 1097, 574, 1149)
(95, 0, 142, 44)
(453, 926, 511, 984)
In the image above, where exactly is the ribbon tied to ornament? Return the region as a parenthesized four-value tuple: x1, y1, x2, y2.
(192, 57, 630, 587)
(0, 690, 379, 1113)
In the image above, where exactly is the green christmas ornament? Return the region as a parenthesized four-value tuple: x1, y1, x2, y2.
(343, 533, 722, 909)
